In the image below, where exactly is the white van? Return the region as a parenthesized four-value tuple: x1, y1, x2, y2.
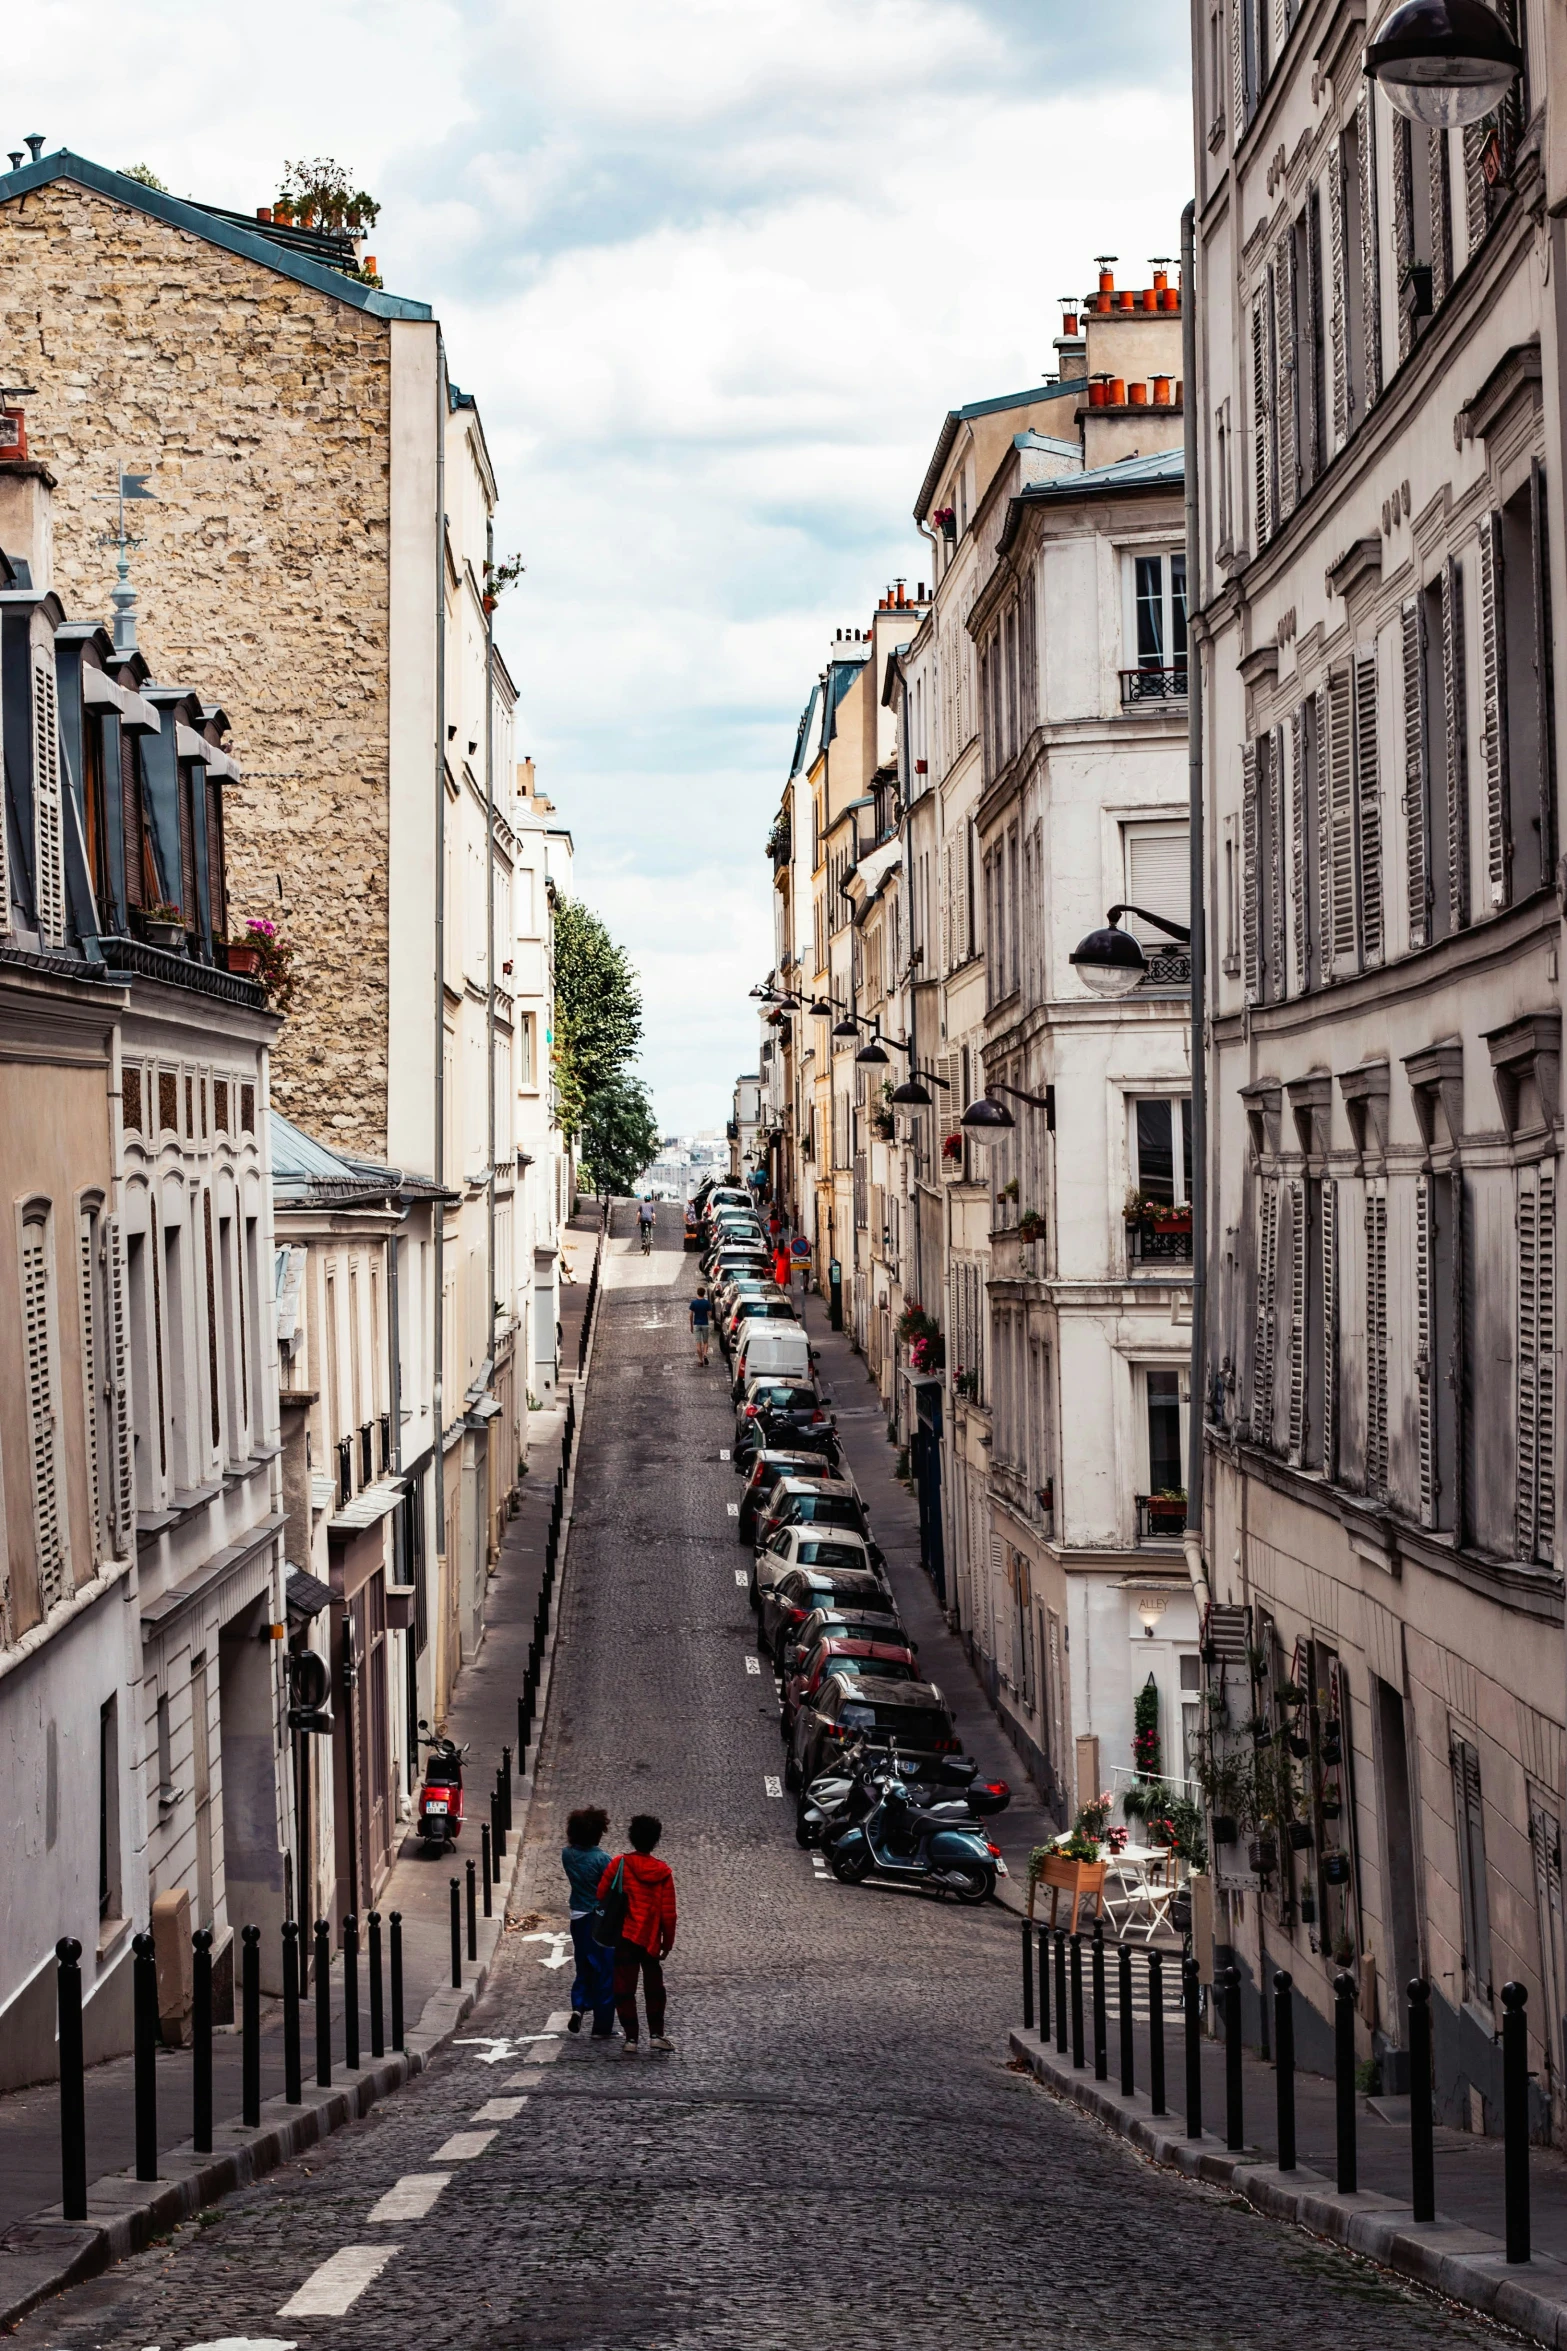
(732, 1320, 813, 1391)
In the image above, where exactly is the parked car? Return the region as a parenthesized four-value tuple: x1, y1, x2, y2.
(792, 1675, 959, 1787)
(780, 1635, 920, 1747)
(750, 1523, 879, 1613)
(736, 1450, 829, 1544)
(780, 1605, 913, 1675)
(757, 1564, 896, 1661)
(721, 1296, 797, 1354)
(734, 1381, 834, 1464)
(754, 1477, 876, 1558)
(731, 1320, 813, 1394)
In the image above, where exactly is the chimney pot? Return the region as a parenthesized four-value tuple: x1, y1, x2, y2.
(1109, 377, 1126, 406)
(6, 153, 22, 173)
(23, 135, 43, 163)
(1062, 311, 1079, 336)
(257, 206, 272, 222)
(1128, 381, 1149, 406)
(1118, 289, 1134, 311)
(1142, 286, 1157, 310)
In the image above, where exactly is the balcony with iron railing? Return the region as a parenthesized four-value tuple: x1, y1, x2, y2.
(1126, 1212, 1194, 1270)
(1119, 662, 1187, 708)
(1138, 944, 1192, 989)
(1135, 1492, 1188, 1545)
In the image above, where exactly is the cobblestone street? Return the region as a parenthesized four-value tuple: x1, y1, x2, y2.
(8, 1217, 1521, 2350)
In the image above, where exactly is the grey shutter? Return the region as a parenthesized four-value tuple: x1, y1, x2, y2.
(1451, 1736, 1493, 2005)
(31, 649, 65, 949)
(1325, 667, 1357, 976)
(1442, 554, 1470, 930)
(77, 1209, 104, 1561)
(1354, 646, 1383, 966)
(1463, 122, 1491, 256)
(1286, 1177, 1307, 1465)
(1477, 510, 1511, 910)
(1393, 115, 1415, 366)
(22, 1218, 67, 1610)
(1322, 1179, 1339, 1479)
(1241, 736, 1260, 1002)
(1540, 1163, 1557, 1564)
(1402, 597, 1432, 948)
(1449, 1174, 1467, 1543)
(1328, 143, 1349, 449)
(1251, 290, 1273, 550)
(1274, 231, 1298, 524)
(105, 1213, 136, 1554)
(1416, 1173, 1436, 1526)
(1519, 1169, 1540, 1562)
(1231, 0, 1246, 147)
(1267, 726, 1286, 998)
(1366, 1189, 1388, 1495)
(1290, 704, 1308, 993)
(1252, 1179, 1280, 1445)
(1358, 83, 1383, 408)
(1531, 458, 1556, 876)
(1430, 128, 1453, 306)
(1315, 684, 1333, 981)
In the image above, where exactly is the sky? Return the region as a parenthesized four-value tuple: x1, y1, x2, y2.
(12, 0, 1193, 1135)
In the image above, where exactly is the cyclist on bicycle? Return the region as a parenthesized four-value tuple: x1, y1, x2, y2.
(637, 1197, 656, 1253)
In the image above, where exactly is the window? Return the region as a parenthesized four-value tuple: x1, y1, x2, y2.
(1124, 822, 1190, 957)
(1451, 1732, 1494, 2013)
(98, 1696, 121, 1924)
(1180, 1652, 1202, 1784)
(1145, 1367, 1186, 1496)
(20, 1201, 70, 1612)
(1127, 554, 1187, 694)
(1131, 1097, 1192, 1208)
(1517, 1161, 1556, 1565)
(1480, 468, 1556, 910)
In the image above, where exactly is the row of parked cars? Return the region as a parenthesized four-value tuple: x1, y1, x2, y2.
(687, 1180, 1006, 1894)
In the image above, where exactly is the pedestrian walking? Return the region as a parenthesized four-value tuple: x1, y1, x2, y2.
(772, 1241, 791, 1291)
(561, 1806, 616, 2038)
(599, 1814, 677, 2054)
(690, 1284, 712, 1365)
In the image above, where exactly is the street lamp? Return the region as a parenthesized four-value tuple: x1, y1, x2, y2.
(1068, 903, 1192, 1000)
(890, 1065, 953, 1108)
(1364, 0, 1523, 127)
(960, 1081, 1056, 1132)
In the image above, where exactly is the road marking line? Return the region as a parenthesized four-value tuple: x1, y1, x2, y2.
(366, 2172, 452, 2222)
(524, 2037, 563, 2062)
(471, 2096, 528, 2121)
(764, 1775, 783, 1798)
(726, 1503, 740, 1516)
(500, 2070, 547, 2087)
(719, 1447, 730, 1460)
(278, 2246, 397, 2318)
(745, 1655, 761, 1674)
(734, 1569, 748, 1585)
(430, 2129, 497, 2161)
(545, 2009, 572, 2031)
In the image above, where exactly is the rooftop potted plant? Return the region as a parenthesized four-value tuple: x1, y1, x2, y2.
(239, 917, 297, 1014)
(143, 902, 185, 950)
(1018, 1207, 1045, 1243)
(1145, 1487, 1187, 1535)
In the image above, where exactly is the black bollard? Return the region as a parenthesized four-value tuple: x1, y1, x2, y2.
(450, 1877, 462, 1988)
(314, 1918, 332, 2087)
(1070, 1934, 1085, 2070)
(343, 1915, 360, 2073)
(492, 1785, 506, 1866)
(281, 1921, 301, 2105)
(1149, 1950, 1166, 2116)
(1054, 1929, 1067, 2057)
(1091, 1923, 1108, 2083)
(1274, 1971, 1296, 2171)
(133, 1931, 158, 2181)
(466, 1858, 478, 1961)
(1037, 1926, 1049, 2047)
(1119, 1942, 1134, 2097)
(1223, 1966, 1244, 2152)
(1183, 1957, 1203, 2139)
(502, 1747, 513, 1832)
(1333, 1969, 1357, 2193)
(1408, 1977, 1435, 2222)
(368, 1912, 384, 2062)
(390, 1911, 405, 2053)
(518, 1691, 529, 1759)
(56, 1939, 86, 2221)
(1021, 1918, 1034, 2031)
(242, 1924, 261, 2127)
(482, 1820, 493, 1918)
(1503, 1981, 1530, 2262)
(193, 1926, 214, 2147)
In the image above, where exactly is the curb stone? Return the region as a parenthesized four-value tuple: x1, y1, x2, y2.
(1008, 2028, 1567, 2348)
(0, 1303, 601, 2337)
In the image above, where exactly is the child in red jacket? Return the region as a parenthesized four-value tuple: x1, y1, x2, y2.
(599, 1813, 677, 2054)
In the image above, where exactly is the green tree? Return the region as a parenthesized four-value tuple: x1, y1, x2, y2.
(580, 1075, 661, 1199)
(120, 164, 167, 191)
(553, 896, 642, 1139)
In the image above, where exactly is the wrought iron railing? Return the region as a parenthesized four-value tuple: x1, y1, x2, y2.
(1127, 1217, 1194, 1266)
(1139, 946, 1192, 988)
(1135, 1493, 1188, 1543)
(96, 936, 266, 1009)
(1119, 664, 1188, 706)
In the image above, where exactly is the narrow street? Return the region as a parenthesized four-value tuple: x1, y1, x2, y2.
(9, 1210, 1516, 2350)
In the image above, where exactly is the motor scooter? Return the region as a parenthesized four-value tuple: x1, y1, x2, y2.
(828, 1776, 1001, 1903)
(416, 1720, 469, 1851)
(797, 1742, 1010, 1851)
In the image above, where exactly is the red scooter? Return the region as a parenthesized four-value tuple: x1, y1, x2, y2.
(416, 1721, 469, 1851)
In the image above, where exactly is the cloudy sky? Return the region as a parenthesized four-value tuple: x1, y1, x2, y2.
(15, 0, 1192, 1135)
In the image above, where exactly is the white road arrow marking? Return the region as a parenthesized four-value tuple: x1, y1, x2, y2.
(734, 1569, 748, 1586)
(745, 1655, 761, 1674)
(520, 1930, 572, 1969)
(764, 1775, 783, 1798)
(183, 2341, 300, 2351)
(456, 2033, 564, 2061)
(719, 1447, 730, 1460)
(278, 2247, 397, 2319)
(726, 1503, 740, 1516)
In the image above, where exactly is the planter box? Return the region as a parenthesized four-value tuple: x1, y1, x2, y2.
(224, 942, 263, 975)
(1030, 1853, 1107, 1933)
(144, 920, 185, 950)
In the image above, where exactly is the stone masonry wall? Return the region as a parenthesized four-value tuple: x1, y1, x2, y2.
(0, 180, 394, 1153)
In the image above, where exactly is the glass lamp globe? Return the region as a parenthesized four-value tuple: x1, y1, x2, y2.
(1366, 0, 1524, 128)
(1069, 921, 1148, 998)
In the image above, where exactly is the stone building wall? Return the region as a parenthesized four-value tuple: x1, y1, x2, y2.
(0, 180, 394, 1153)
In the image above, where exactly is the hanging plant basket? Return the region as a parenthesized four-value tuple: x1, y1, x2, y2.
(1247, 1836, 1278, 1874)
(1322, 1851, 1352, 1886)
(1287, 1821, 1313, 1850)
(1287, 1733, 1311, 1759)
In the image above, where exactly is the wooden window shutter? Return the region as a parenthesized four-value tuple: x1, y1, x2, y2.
(1231, 0, 1246, 147)
(22, 1213, 68, 1611)
(1450, 1733, 1492, 2004)
(1274, 231, 1298, 524)
(203, 1190, 221, 1453)
(31, 648, 65, 948)
(1429, 128, 1453, 306)
(1353, 645, 1383, 965)
(1328, 143, 1349, 448)
(1449, 1173, 1468, 1544)
(1530, 458, 1557, 877)
(1462, 122, 1491, 256)
(1286, 1177, 1308, 1465)
(1539, 1163, 1557, 1564)
(1358, 82, 1383, 408)
(1441, 554, 1470, 930)
(1250, 292, 1273, 550)
(1290, 705, 1308, 993)
(1401, 596, 1432, 948)
(105, 1213, 136, 1554)
(1252, 1178, 1280, 1446)
(1477, 510, 1511, 910)
(1241, 737, 1260, 1002)
(1415, 1173, 1436, 1527)
(1268, 725, 1286, 998)
(1325, 667, 1357, 975)
(1314, 685, 1333, 981)
(1393, 115, 1415, 365)
(1322, 1179, 1339, 1479)
(76, 1207, 106, 1563)
(1365, 1188, 1389, 1494)
(1518, 1168, 1540, 1561)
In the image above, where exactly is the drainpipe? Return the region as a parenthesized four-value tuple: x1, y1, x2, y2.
(1181, 199, 1213, 1620)
(485, 515, 497, 1387)
(432, 334, 449, 1597)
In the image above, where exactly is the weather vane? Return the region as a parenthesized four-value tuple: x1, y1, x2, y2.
(93, 467, 157, 652)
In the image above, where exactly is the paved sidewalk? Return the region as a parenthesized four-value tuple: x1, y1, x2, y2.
(0, 1206, 605, 2246)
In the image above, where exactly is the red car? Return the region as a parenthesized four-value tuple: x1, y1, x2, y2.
(780, 1635, 920, 1749)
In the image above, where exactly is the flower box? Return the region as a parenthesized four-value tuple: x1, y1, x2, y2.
(144, 918, 185, 950)
(224, 942, 263, 976)
(1031, 1852, 1107, 1933)
(1145, 1496, 1187, 1535)
(1149, 1207, 1193, 1235)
